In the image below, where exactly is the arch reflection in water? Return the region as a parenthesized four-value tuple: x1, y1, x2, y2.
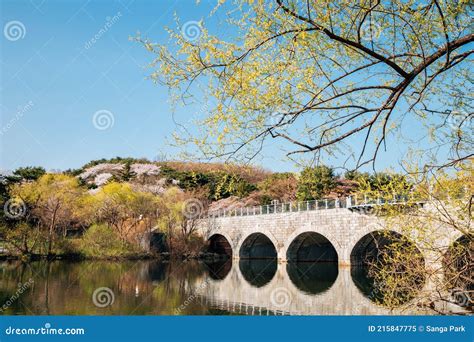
(148, 261, 169, 285)
(350, 265, 379, 301)
(350, 230, 425, 307)
(203, 259, 232, 280)
(286, 262, 338, 295)
(238, 232, 278, 287)
(0, 259, 427, 315)
(239, 259, 277, 287)
(444, 234, 473, 309)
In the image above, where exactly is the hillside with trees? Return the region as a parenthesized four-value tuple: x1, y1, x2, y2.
(0, 158, 420, 260)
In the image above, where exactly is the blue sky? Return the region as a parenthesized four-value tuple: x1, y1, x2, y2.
(0, 0, 431, 173)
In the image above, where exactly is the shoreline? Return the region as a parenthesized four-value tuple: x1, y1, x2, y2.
(0, 252, 230, 262)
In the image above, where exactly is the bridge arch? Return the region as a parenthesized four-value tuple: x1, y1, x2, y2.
(283, 225, 343, 264)
(207, 233, 233, 257)
(237, 231, 278, 287)
(346, 223, 398, 264)
(239, 232, 278, 259)
(443, 233, 473, 308)
(350, 229, 426, 307)
(286, 231, 339, 262)
(350, 229, 424, 265)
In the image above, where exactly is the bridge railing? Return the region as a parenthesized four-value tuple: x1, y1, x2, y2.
(207, 198, 346, 218)
(206, 195, 428, 218)
(348, 194, 427, 207)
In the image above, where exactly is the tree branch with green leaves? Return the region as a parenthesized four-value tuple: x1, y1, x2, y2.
(136, 0, 473, 172)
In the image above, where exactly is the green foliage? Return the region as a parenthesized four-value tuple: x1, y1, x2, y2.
(1, 167, 46, 224)
(137, 0, 472, 174)
(210, 173, 256, 200)
(78, 224, 138, 258)
(63, 168, 83, 177)
(10, 173, 87, 255)
(344, 170, 370, 182)
(297, 166, 337, 201)
(0, 178, 10, 223)
(258, 172, 297, 203)
(2, 222, 40, 255)
(160, 166, 256, 200)
(344, 171, 413, 198)
(160, 166, 211, 190)
(8, 166, 46, 182)
(51, 236, 78, 255)
(111, 161, 137, 182)
(85, 182, 159, 242)
(355, 172, 413, 200)
(367, 235, 426, 308)
(158, 161, 270, 183)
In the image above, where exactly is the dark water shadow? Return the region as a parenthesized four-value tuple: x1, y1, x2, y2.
(239, 259, 277, 287)
(147, 261, 170, 284)
(287, 262, 338, 295)
(202, 259, 232, 280)
(351, 265, 424, 307)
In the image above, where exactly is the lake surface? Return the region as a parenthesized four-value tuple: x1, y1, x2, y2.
(0, 259, 437, 315)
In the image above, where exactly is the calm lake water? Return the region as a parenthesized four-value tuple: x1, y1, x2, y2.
(0, 259, 431, 315)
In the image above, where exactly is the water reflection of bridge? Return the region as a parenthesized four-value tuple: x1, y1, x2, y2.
(188, 200, 471, 315)
(193, 261, 398, 315)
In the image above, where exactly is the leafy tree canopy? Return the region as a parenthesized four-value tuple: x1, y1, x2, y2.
(137, 0, 473, 173)
(297, 165, 337, 200)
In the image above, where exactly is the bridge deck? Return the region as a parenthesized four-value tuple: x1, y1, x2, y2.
(207, 196, 428, 218)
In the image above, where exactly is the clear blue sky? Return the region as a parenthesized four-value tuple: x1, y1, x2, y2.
(0, 0, 428, 173)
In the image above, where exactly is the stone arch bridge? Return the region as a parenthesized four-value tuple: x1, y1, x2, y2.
(196, 198, 463, 267)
